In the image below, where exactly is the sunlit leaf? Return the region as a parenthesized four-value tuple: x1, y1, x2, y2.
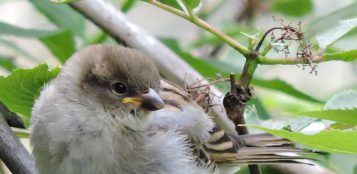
(249, 125, 357, 154)
(316, 18, 357, 50)
(324, 90, 357, 110)
(330, 123, 355, 130)
(273, 0, 313, 17)
(289, 90, 357, 128)
(305, 2, 357, 40)
(0, 65, 59, 127)
(40, 29, 76, 63)
(296, 109, 357, 125)
(322, 49, 357, 62)
(12, 127, 30, 138)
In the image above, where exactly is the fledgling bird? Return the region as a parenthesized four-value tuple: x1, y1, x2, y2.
(30, 45, 308, 174)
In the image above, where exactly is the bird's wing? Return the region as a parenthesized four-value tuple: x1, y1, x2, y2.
(155, 79, 314, 165)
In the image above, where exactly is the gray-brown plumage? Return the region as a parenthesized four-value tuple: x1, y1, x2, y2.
(158, 80, 311, 166)
(30, 44, 311, 174)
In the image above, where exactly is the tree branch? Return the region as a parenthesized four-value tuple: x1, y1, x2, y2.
(69, 0, 237, 134)
(1, 103, 25, 129)
(0, 104, 38, 174)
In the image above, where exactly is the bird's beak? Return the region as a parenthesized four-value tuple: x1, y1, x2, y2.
(122, 88, 165, 111)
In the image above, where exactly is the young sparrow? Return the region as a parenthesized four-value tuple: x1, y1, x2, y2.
(30, 45, 307, 174)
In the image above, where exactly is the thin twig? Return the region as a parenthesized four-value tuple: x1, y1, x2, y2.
(188, 78, 229, 90)
(254, 27, 284, 52)
(144, 0, 250, 57)
(229, 73, 236, 94)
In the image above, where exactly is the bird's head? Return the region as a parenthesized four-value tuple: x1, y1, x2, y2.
(59, 44, 164, 130)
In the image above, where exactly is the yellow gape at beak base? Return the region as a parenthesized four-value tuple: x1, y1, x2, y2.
(122, 97, 141, 106)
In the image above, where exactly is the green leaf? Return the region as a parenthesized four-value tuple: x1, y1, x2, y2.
(324, 90, 357, 110)
(12, 128, 30, 138)
(0, 56, 16, 72)
(252, 78, 323, 103)
(330, 123, 355, 130)
(29, 0, 85, 38)
(161, 38, 222, 77)
(290, 90, 357, 128)
(121, 0, 137, 13)
(182, 0, 201, 13)
(247, 97, 270, 120)
(156, 0, 201, 14)
(296, 109, 357, 125)
(0, 22, 77, 63)
(249, 125, 357, 154)
(316, 18, 357, 50)
(272, 0, 313, 17)
(158, 0, 182, 10)
(0, 21, 53, 38)
(323, 49, 357, 62)
(87, 31, 108, 45)
(161, 38, 323, 103)
(305, 2, 357, 40)
(51, 0, 79, 3)
(0, 65, 59, 127)
(40, 29, 76, 63)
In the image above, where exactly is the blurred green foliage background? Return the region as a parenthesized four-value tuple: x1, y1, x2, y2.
(0, 0, 356, 174)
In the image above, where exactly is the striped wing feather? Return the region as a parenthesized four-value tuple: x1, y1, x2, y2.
(159, 79, 313, 166)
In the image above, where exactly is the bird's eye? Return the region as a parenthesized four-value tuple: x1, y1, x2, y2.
(112, 82, 127, 94)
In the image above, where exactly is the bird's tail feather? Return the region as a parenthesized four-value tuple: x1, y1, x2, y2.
(202, 127, 314, 165)
(237, 133, 314, 165)
(237, 133, 293, 147)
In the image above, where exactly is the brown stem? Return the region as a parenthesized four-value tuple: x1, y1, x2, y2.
(223, 74, 251, 135)
(229, 73, 237, 94)
(224, 58, 260, 174)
